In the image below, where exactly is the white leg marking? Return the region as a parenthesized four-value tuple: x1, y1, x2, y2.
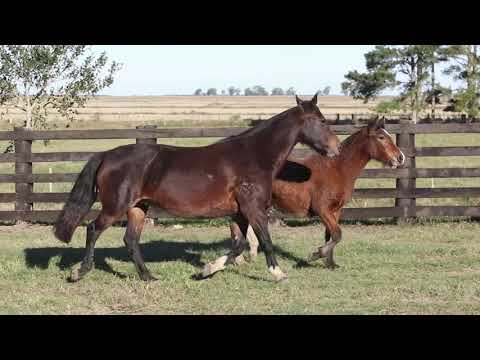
(246, 225, 259, 258)
(202, 255, 228, 277)
(268, 266, 288, 282)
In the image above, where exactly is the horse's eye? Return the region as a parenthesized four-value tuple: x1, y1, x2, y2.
(378, 135, 385, 140)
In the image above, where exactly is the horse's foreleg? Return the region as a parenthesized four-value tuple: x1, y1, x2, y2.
(237, 192, 287, 282)
(123, 207, 157, 281)
(69, 212, 116, 282)
(249, 211, 287, 282)
(202, 214, 249, 277)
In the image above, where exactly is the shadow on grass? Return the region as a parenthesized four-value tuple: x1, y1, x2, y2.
(23, 238, 306, 279)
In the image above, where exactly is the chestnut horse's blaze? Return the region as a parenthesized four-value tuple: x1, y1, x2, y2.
(53, 94, 340, 282)
(242, 116, 405, 268)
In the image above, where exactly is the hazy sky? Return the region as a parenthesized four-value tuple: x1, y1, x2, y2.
(91, 45, 454, 96)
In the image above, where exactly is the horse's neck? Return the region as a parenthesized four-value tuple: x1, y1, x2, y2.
(256, 113, 302, 176)
(337, 134, 370, 184)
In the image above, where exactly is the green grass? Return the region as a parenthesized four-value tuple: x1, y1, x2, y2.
(1, 221, 480, 314)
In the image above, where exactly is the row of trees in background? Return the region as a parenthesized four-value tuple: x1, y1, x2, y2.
(341, 45, 480, 122)
(194, 85, 331, 96)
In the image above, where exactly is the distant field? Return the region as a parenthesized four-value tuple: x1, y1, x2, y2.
(0, 95, 421, 129)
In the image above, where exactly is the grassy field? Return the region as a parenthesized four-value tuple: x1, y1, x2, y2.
(1, 220, 480, 314)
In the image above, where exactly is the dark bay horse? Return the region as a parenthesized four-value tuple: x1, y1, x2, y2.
(242, 116, 405, 268)
(53, 94, 341, 282)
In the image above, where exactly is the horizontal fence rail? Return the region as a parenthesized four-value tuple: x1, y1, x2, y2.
(0, 118, 480, 224)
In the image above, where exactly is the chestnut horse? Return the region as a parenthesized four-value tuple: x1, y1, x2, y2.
(53, 94, 340, 282)
(242, 116, 405, 268)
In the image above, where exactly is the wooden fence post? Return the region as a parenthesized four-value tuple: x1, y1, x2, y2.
(14, 127, 33, 222)
(136, 125, 157, 225)
(395, 118, 416, 223)
(136, 125, 158, 146)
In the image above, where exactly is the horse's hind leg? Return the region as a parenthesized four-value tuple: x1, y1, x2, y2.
(323, 210, 342, 269)
(246, 225, 259, 259)
(69, 212, 116, 282)
(202, 214, 249, 278)
(322, 228, 340, 269)
(307, 209, 341, 269)
(123, 207, 156, 281)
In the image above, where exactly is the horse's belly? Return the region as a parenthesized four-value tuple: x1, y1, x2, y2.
(272, 181, 310, 217)
(148, 179, 238, 218)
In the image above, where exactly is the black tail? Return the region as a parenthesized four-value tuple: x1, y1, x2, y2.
(53, 153, 105, 243)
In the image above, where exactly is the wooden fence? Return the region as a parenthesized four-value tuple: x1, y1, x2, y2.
(1, 118, 480, 223)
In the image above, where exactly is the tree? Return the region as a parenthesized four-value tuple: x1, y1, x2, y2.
(420, 45, 449, 118)
(244, 87, 254, 96)
(221, 89, 226, 96)
(0, 45, 120, 130)
(271, 87, 285, 95)
(194, 88, 203, 96)
(206, 88, 217, 96)
(442, 45, 480, 118)
(285, 87, 296, 96)
(342, 45, 448, 123)
(252, 85, 268, 96)
(244, 86, 268, 96)
(227, 86, 241, 96)
(322, 86, 331, 96)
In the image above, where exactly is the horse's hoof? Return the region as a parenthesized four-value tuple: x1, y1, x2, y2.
(306, 252, 321, 263)
(269, 266, 288, 282)
(68, 263, 83, 282)
(201, 263, 214, 278)
(324, 261, 340, 270)
(140, 273, 158, 282)
(234, 254, 247, 266)
(191, 273, 209, 281)
(69, 270, 81, 282)
(202, 255, 228, 278)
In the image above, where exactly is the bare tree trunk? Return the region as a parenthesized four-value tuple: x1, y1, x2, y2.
(431, 62, 436, 119)
(25, 101, 32, 129)
(472, 45, 478, 119)
(411, 67, 422, 124)
(411, 108, 418, 123)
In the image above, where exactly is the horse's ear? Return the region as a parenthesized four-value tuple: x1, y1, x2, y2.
(311, 92, 319, 105)
(296, 95, 305, 112)
(296, 95, 303, 106)
(367, 115, 379, 127)
(378, 116, 386, 129)
(367, 115, 380, 134)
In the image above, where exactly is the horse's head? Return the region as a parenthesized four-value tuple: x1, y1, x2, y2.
(365, 116, 405, 168)
(296, 93, 340, 157)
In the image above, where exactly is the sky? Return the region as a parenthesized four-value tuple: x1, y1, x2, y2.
(91, 45, 455, 96)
